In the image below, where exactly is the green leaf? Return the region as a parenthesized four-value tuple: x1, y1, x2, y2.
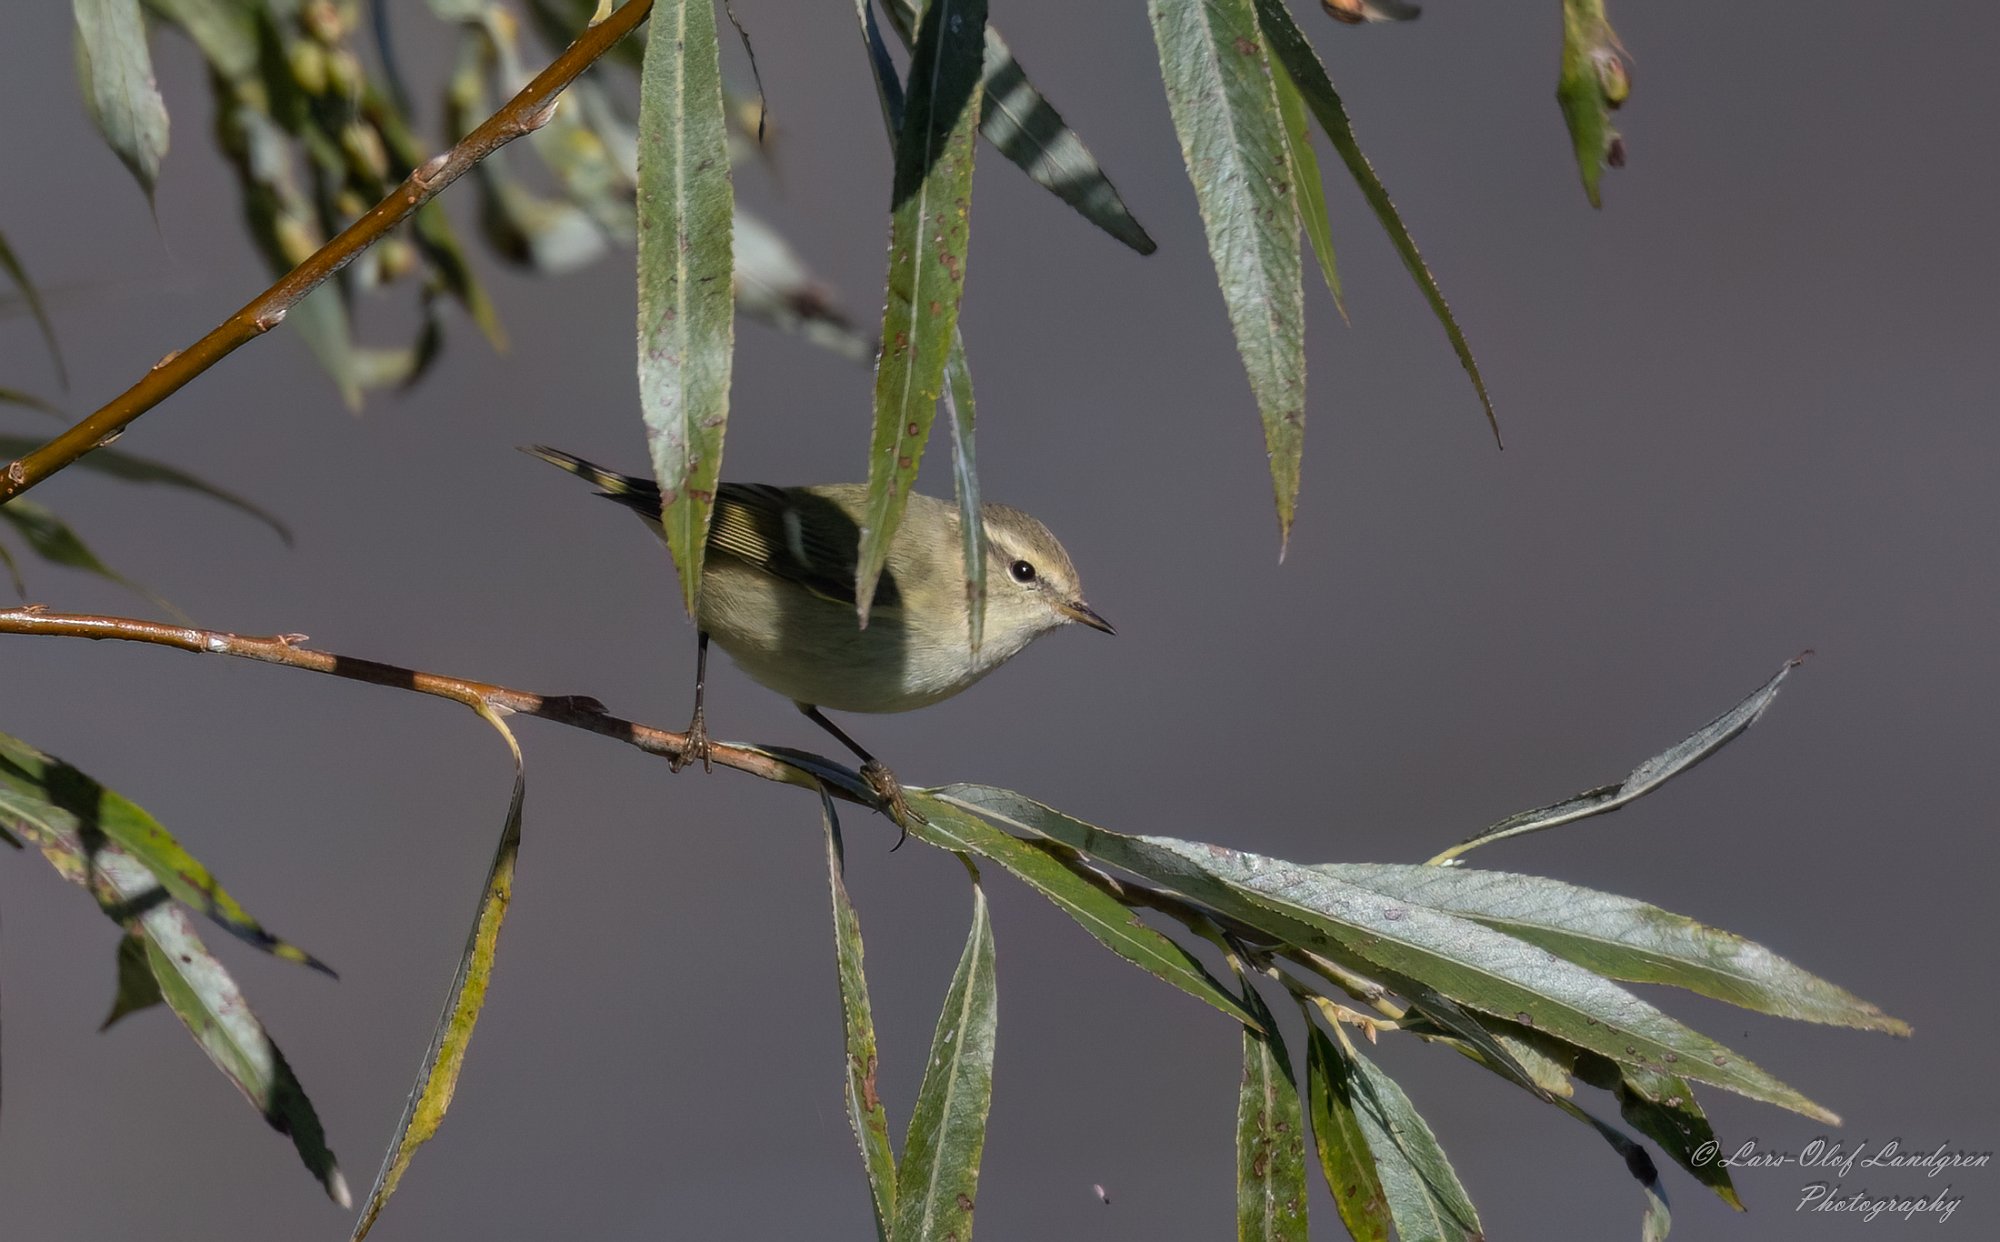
(292, 278, 366, 412)
(0, 435, 292, 544)
(1557, 0, 1628, 208)
(1574, 1052, 1741, 1211)
(941, 335, 986, 652)
(891, 865, 997, 1242)
(0, 538, 22, 598)
(351, 705, 524, 1240)
(0, 498, 179, 617)
(1319, 1026, 1482, 1241)
(1303, 1021, 1390, 1242)
(735, 210, 874, 363)
(0, 224, 70, 385)
(1271, 54, 1343, 318)
(1149, 0, 1307, 551)
(0, 388, 67, 419)
(74, 0, 171, 200)
(636, 0, 736, 615)
(141, 891, 347, 1204)
(1253, 0, 1498, 445)
(2, 734, 345, 1204)
(823, 790, 898, 1240)
(1428, 657, 1804, 864)
(857, 0, 988, 625)
(906, 791, 1261, 1029)
(145, 0, 259, 80)
(100, 930, 166, 1030)
(880, 1, 1155, 255)
(1320, 863, 1908, 1034)
(938, 785, 1838, 1123)
(1234, 973, 1308, 1241)
(0, 729, 330, 973)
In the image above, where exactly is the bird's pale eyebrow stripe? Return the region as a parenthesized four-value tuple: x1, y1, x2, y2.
(782, 505, 809, 567)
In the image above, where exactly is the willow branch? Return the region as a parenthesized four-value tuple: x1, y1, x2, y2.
(0, 606, 881, 810)
(0, 0, 655, 504)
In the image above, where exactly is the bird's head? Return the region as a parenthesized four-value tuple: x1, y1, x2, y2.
(981, 504, 1115, 640)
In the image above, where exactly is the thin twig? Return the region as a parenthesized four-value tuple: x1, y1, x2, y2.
(0, 606, 882, 811)
(0, 0, 655, 504)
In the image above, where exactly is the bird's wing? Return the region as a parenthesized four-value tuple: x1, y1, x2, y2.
(527, 449, 902, 611)
(709, 483, 901, 612)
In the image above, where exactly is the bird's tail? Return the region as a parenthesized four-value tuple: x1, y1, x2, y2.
(520, 444, 664, 522)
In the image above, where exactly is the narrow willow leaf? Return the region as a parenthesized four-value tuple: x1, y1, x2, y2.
(857, 0, 988, 624)
(0, 499, 178, 613)
(0, 389, 67, 419)
(1234, 973, 1308, 1241)
(0, 435, 292, 544)
(100, 931, 166, 1031)
(891, 868, 997, 1242)
(1253, 0, 1498, 444)
(292, 283, 365, 412)
(942, 335, 986, 652)
(906, 791, 1260, 1029)
(736, 210, 874, 362)
(1557, 0, 1628, 208)
(1303, 1021, 1389, 1242)
(1573, 1051, 1741, 1210)
(1429, 657, 1804, 864)
(939, 785, 1837, 1122)
(637, 0, 736, 614)
(1322, 1029, 1482, 1241)
(74, 0, 171, 199)
(881, 0, 1155, 255)
(1321, 863, 1908, 1034)
(142, 898, 347, 1203)
(352, 705, 525, 1241)
(823, 790, 898, 1239)
(0, 539, 22, 598)
(855, 0, 908, 131)
(1271, 57, 1343, 318)
(145, 0, 259, 79)
(1150, 0, 1306, 550)
(0, 730, 328, 972)
(0, 226, 68, 383)
(7, 743, 345, 1203)
(1562, 1099, 1673, 1242)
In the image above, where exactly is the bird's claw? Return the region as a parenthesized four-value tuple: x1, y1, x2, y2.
(673, 707, 713, 774)
(861, 760, 924, 850)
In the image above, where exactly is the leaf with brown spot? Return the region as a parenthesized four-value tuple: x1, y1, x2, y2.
(637, 0, 736, 614)
(857, 0, 989, 624)
(825, 790, 898, 1239)
(1235, 970, 1308, 1240)
(890, 865, 996, 1242)
(1150, 0, 1308, 551)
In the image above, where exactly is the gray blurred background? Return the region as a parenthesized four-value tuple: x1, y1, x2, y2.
(3, 2, 1995, 1238)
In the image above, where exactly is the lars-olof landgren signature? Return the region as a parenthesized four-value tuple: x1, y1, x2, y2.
(1691, 1138, 1990, 1179)
(1692, 1139, 1989, 1225)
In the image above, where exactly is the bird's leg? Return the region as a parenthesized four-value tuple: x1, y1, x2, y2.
(797, 703, 923, 847)
(674, 630, 714, 774)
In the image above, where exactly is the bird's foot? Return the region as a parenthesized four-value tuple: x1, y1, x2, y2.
(672, 706, 713, 774)
(861, 760, 926, 850)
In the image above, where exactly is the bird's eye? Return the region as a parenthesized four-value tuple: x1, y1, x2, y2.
(1009, 559, 1037, 584)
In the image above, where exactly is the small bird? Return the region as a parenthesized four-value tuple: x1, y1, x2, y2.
(525, 446, 1113, 826)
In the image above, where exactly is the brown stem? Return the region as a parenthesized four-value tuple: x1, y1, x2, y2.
(0, 606, 881, 810)
(0, 0, 654, 504)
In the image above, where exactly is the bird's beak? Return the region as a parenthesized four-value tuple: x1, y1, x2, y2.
(1060, 599, 1116, 635)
